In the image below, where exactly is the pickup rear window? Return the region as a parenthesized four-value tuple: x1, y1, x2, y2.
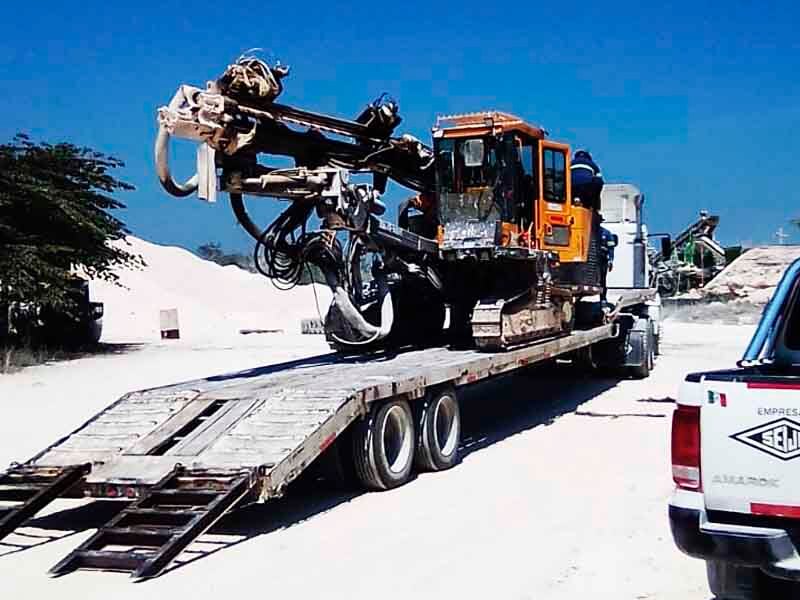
(786, 299, 800, 350)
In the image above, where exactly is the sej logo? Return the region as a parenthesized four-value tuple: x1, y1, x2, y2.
(731, 419, 800, 461)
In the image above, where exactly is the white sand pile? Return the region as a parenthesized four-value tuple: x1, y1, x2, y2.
(90, 236, 331, 343)
(702, 245, 800, 304)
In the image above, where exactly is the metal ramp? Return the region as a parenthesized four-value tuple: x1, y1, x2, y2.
(0, 464, 89, 540)
(50, 467, 254, 579)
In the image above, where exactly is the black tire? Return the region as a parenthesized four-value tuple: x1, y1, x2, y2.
(629, 328, 652, 379)
(352, 399, 415, 490)
(706, 560, 759, 599)
(87, 317, 103, 345)
(415, 387, 461, 471)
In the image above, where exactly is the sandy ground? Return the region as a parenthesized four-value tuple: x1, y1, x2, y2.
(0, 321, 753, 599)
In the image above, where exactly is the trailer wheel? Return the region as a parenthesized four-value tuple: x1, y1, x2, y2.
(628, 325, 653, 379)
(415, 387, 461, 471)
(352, 399, 415, 490)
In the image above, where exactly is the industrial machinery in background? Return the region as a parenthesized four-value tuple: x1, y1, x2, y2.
(155, 54, 610, 351)
(648, 211, 731, 297)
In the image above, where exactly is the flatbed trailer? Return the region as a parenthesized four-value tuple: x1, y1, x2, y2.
(0, 290, 656, 579)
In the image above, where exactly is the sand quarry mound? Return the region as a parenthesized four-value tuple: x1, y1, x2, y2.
(91, 236, 331, 343)
(703, 245, 800, 304)
(666, 245, 800, 324)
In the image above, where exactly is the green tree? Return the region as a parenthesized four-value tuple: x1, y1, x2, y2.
(0, 134, 140, 321)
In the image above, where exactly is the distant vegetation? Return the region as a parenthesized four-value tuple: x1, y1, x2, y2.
(196, 242, 256, 272)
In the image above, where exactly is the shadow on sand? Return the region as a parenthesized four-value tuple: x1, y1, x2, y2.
(2, 342, 147, 373)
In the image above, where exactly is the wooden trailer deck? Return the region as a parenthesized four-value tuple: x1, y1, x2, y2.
(30, 324, 615, 494)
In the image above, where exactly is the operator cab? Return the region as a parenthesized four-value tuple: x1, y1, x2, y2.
(432, 112, 591, 265)
(433, 112, 541, 253)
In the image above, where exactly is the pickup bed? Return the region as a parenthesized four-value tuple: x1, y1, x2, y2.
(669, 259, 800, 599)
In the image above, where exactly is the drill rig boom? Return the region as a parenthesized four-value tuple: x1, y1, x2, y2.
(155, 54, 607, 352)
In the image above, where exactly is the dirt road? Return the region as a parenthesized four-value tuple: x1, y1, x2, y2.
(1, 323, 750, 599)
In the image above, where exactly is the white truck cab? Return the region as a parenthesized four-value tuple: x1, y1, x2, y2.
(600, 183, 662, 355)
(600, 183, 650, 290)
(670, 258, 800, 599)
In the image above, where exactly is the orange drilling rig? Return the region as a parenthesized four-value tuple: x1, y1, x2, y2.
(155, 55, 606, 351)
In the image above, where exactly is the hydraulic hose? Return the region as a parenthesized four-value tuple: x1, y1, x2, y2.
(230, 192, 264, 241)
(154, 125, 199, 197)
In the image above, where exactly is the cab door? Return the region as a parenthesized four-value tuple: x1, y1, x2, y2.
(537, 141, 584, 262)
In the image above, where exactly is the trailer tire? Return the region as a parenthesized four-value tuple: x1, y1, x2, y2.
(415, 387, 461, 471)
(628, 327, 652, 379)
(352, 399, 415, 490)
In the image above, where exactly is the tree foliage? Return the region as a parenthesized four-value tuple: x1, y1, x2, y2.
(0, 134, 140, 315)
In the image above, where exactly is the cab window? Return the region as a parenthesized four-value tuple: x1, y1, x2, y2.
(521, 143, 538, 201)
(783, 284, 800, 351)
(543, 148, 566, 203)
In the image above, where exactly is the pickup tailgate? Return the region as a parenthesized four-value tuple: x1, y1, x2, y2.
(701, 376, 800, 515)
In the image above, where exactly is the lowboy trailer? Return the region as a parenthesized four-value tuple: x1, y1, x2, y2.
(0, 290, 655, 579)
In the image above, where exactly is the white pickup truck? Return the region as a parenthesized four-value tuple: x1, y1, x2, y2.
(670, 258, 800, 599)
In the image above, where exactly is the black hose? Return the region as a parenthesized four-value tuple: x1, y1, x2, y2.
(230, 192, 264, 242)
(247, 197, 342, 291)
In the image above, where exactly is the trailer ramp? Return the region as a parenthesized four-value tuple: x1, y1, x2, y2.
(0, 464, 89, 541)
(50, 467, 254, 579)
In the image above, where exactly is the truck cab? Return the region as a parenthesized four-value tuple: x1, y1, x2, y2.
(599, 183, 650, 290)
(670, 258, 800, 598)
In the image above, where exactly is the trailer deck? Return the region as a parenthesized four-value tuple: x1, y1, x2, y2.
(1, 313, 633, 578)
(30, 323, 615, 490)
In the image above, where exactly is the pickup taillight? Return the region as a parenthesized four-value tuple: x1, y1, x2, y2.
(672, 404, 701, 491)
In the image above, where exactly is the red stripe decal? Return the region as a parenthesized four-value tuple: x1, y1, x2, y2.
(319, 433, 337, 452)
(747, 382, 800, 391)
(751, 503, 800, 518)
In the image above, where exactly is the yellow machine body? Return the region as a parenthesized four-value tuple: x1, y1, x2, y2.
(432, 112, 593, 265)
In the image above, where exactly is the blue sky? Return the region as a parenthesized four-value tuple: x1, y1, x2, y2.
(2, 0, 799, 251)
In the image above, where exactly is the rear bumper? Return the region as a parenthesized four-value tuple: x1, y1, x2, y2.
(670, 504, 800, 581)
